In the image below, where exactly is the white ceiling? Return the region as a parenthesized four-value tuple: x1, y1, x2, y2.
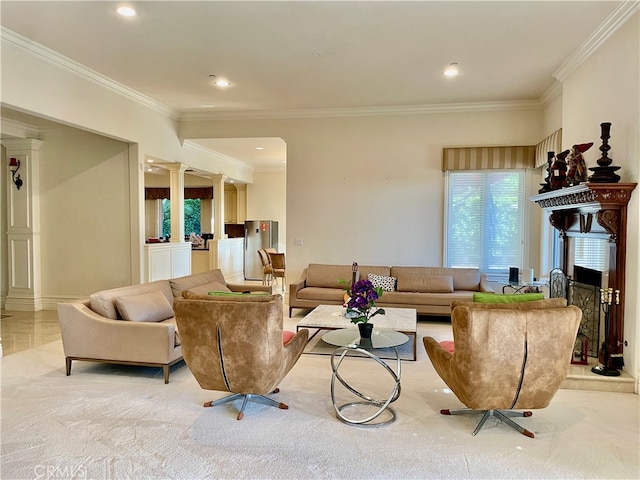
(0, 0, 627, 169)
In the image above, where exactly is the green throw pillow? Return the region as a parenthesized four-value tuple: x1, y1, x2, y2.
(473, 292, 545, 303)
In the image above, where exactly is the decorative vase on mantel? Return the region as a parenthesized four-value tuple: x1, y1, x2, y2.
(358, 322, 374, 339)
(588, 122, 621, 183)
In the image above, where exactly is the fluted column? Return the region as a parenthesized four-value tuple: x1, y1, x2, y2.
(2, 138, 44, 311)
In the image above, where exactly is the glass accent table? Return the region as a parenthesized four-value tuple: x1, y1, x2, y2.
(502, 281, 544, 294)
(322, 328, 408, 427)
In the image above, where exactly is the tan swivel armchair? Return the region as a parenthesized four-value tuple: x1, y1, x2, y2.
(257, 249, 273, 285)
(268, 252, 286, 291)
(174, 293, 308, 420)
(423, 301, 581, 437)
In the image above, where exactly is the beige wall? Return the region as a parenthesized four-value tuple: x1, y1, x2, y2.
(561, 13, 639, 385)
(247, 170, 287, 253)
(37, 128, 132, 298)
(179, 109, 544, 283)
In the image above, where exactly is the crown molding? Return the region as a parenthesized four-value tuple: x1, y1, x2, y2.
(1, 27, 178, 120)
(553, 1, 639, 82)
(0, 117, 40, 139)
(179, 100, 542, 122)
(182, 140, 255, 172)
(539, 81, 563, 107)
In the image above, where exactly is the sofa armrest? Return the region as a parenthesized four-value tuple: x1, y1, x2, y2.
(57, 302, 178, 364)
(226, 283, 272, 294)
(479, 274, 494, 293)
(288, 268, 308, 299)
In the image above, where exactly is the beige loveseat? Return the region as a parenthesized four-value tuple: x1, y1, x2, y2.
(57, 269, 271, 383)
(288, 264, 494, 317)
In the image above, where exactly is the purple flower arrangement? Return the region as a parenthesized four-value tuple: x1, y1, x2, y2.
(345, 279, 385, 325)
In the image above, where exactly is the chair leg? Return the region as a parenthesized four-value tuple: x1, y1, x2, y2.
(204, 393, 243, 408)
(237, 395, 250, 420)
(494, 410, 535, 438)
(203, 390, 288, 420)
(65, 357, 72, 376)
(441, 408, 535, 438)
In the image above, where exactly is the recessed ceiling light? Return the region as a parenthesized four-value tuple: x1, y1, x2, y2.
(117, 6, 136, 17)
(209, 75, 231, 88)
(444, 63, 459, 77)
(255, 147, 264, 150)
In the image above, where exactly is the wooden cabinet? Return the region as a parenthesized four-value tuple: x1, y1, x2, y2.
(224, 185, 237, 223)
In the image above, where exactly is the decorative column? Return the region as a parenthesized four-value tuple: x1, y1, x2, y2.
(3, 139, 44, 311)
(166, 163, 188, 242)
(211, 174, 227, 240)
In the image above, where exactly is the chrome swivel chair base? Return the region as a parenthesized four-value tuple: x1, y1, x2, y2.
(441, 408, 535, 438)
(204, 388, 288, 420)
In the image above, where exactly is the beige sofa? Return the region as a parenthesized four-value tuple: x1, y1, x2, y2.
(288, 264, 494, 317)
(57, 269, 271, 383)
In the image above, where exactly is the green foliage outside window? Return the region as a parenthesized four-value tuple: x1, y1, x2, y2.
(446, 171, 524, 276)
(162, 198, 201, 239)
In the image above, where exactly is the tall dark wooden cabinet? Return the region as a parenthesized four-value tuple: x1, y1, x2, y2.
(531, 183, 636, 365)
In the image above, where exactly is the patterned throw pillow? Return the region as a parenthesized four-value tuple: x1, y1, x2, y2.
(368, 273, 397, 292)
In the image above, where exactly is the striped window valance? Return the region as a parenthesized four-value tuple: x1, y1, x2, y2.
(442, 146, 535, 171)
(534, 128, 562, 168)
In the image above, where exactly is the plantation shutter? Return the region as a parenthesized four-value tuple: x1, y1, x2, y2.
(445, 170, 525, 279)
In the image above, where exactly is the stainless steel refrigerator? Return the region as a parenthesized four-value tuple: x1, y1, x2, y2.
(244, 220, 279, 280)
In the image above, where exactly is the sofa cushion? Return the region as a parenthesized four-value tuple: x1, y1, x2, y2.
(169, 269, 227, 298)
(90, 280, 173, 319)
(306, 264, 355, 289)
(114, 290, 175, 323)
(379, 290, 474, 306)
(185, 281, 231, 296)
(450, 269, 482, 291)
(397, 274, 454, 293)
(358, 265, 391, 280)
(297, 287, 346, 303)
(390, 266, 481, 291)
(473, 292, 544, 303)
(368, 273, 397, 292)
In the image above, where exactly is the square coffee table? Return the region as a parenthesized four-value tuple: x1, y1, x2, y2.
(296, 305, 418, 361)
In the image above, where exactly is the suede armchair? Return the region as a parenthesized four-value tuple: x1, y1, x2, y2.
(423, 299, 582, 437)
(174, 293, 308, 420)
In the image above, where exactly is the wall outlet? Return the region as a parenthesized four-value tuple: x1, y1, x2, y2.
(295, 239, 303, 246)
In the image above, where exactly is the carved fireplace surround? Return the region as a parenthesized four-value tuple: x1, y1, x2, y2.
(531, 183, 636, 364)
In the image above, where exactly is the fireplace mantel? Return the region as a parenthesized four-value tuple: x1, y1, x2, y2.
(531, 182, 636, 366)
(531, 183, 636, 212)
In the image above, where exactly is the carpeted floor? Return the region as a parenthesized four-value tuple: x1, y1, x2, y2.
(1, 325, 639, 480)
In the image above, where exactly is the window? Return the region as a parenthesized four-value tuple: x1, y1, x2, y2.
(161, 198, 202, 238)
(445, 170, 525, 280)
(572, 236, 608, 273)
